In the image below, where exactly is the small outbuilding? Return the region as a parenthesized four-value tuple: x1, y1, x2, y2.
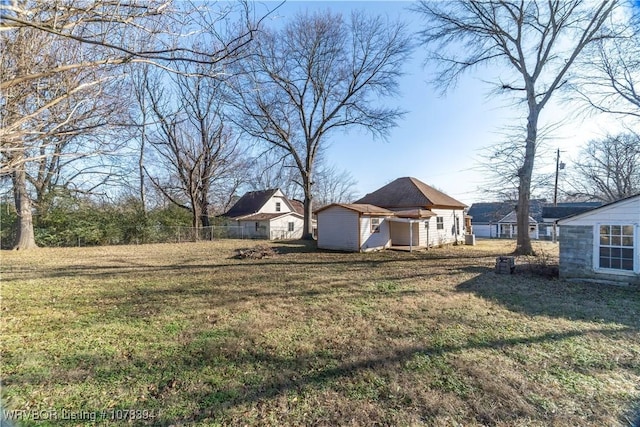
(315, 204, 394, 252)
(558, 194, 640, 286)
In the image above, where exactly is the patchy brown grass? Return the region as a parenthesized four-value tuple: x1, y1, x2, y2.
(1, 239, 639, 426)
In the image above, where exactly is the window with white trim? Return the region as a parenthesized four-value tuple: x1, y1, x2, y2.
(288, 221, 294, 232)
(436, 217, 444, 230)
(371, 218, 381, 233)
(599, 225, 635, 271)
(275, 202, 281, 212)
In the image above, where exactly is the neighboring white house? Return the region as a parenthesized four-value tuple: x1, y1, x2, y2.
(468, 200, 600, 240)
(221, 189, 306, 240)
(558, 194, 640, 286)
(315, 177, 467, 252)
(466, 202, 515, 238)
(496, 211, 539, 240)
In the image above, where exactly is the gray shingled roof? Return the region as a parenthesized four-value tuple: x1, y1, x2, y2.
(541, 202, 602, 219)
(468, 199, 547, 223)
(467, 202, 515, 223)
(223, 189, 279, 218)
(355, 177, 467, 209)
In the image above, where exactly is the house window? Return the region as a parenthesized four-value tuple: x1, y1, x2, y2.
(255, 222, 260, 231)
(436, 217, 444, 230)
(371, 218, 381, 233)
(454, 217, 460, 235)
(275, 202, 281, 212)
(288, 221, 294, 232)
(599, 225, 634, 271)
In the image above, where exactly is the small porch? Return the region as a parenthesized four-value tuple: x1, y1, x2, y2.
(387, 209, 435, 252)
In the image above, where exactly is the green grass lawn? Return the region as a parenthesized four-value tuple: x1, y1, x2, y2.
(1, 239, 639, 426)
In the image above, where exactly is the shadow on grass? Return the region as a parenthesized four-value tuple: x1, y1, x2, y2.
(456, 270, 640, 329)
(4, 324, 633, 425)
(178, 325, 636, 423)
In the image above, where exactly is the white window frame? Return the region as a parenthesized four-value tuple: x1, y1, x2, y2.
(436, 217, 444, 230)
(275, 202, 281, 212)
(288, 221, 294, 232)
(371, 218, 381, 233)
(593, 223, 638, 274)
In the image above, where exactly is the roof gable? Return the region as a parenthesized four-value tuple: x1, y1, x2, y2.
(355, 177, 466, 209)
(558, 194, 640, 225)
(223, 189, 280, 218)
(498, 211, 537, 224)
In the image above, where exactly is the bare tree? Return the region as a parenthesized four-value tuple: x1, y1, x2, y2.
(142, 70, 248, 231)
(413, 0, 619, 255)
(574, 32, 640, 117)
(477, 124, 558, 202)
(565, 132, 640, 202)
(313, 164, 359, 208)
(1, 25, 129, 249)
(1, 0, 270, 249)
(230, 10, 412, 239)
(0, 0, 263, 89)
(246, 149, 302, 200)
(247, 151, 359, 207)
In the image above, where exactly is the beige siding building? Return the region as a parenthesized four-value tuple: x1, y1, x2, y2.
(316, 177, 468, 252)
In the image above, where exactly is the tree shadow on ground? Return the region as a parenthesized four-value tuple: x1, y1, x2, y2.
(456, 268, 640, 329)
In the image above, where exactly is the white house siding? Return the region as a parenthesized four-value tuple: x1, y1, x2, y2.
(240, 220, 269, 239)
(269, 215, 304, 240)
(317, 206, 360, 251)
(430, 208, 465, 246)
(258, 191, 293, 214)
(558, 196, 640, 285)
(557, 197, 640, 226)
(389, 221, 421, 246)
(359, 217, 392, 251)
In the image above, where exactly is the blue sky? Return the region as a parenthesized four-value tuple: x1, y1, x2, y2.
(258, 1, 633, 205)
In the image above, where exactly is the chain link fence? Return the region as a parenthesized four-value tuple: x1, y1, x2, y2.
(6, 224, 306, 248)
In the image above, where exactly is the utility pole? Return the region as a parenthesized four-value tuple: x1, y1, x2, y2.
(552, 149, 565, 243)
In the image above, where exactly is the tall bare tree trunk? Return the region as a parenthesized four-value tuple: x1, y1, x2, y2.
(12, 166, 37, 250)
(303, 188, 314, 240)
(515, 103, 540, 255)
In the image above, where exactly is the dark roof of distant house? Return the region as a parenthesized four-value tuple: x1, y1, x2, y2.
(468, 199, 547, 223)
(223, 188, 279, 218)
(542, 202, 603, 220)
(355, 177, 467, 209)
(467, 202, 515, 223)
